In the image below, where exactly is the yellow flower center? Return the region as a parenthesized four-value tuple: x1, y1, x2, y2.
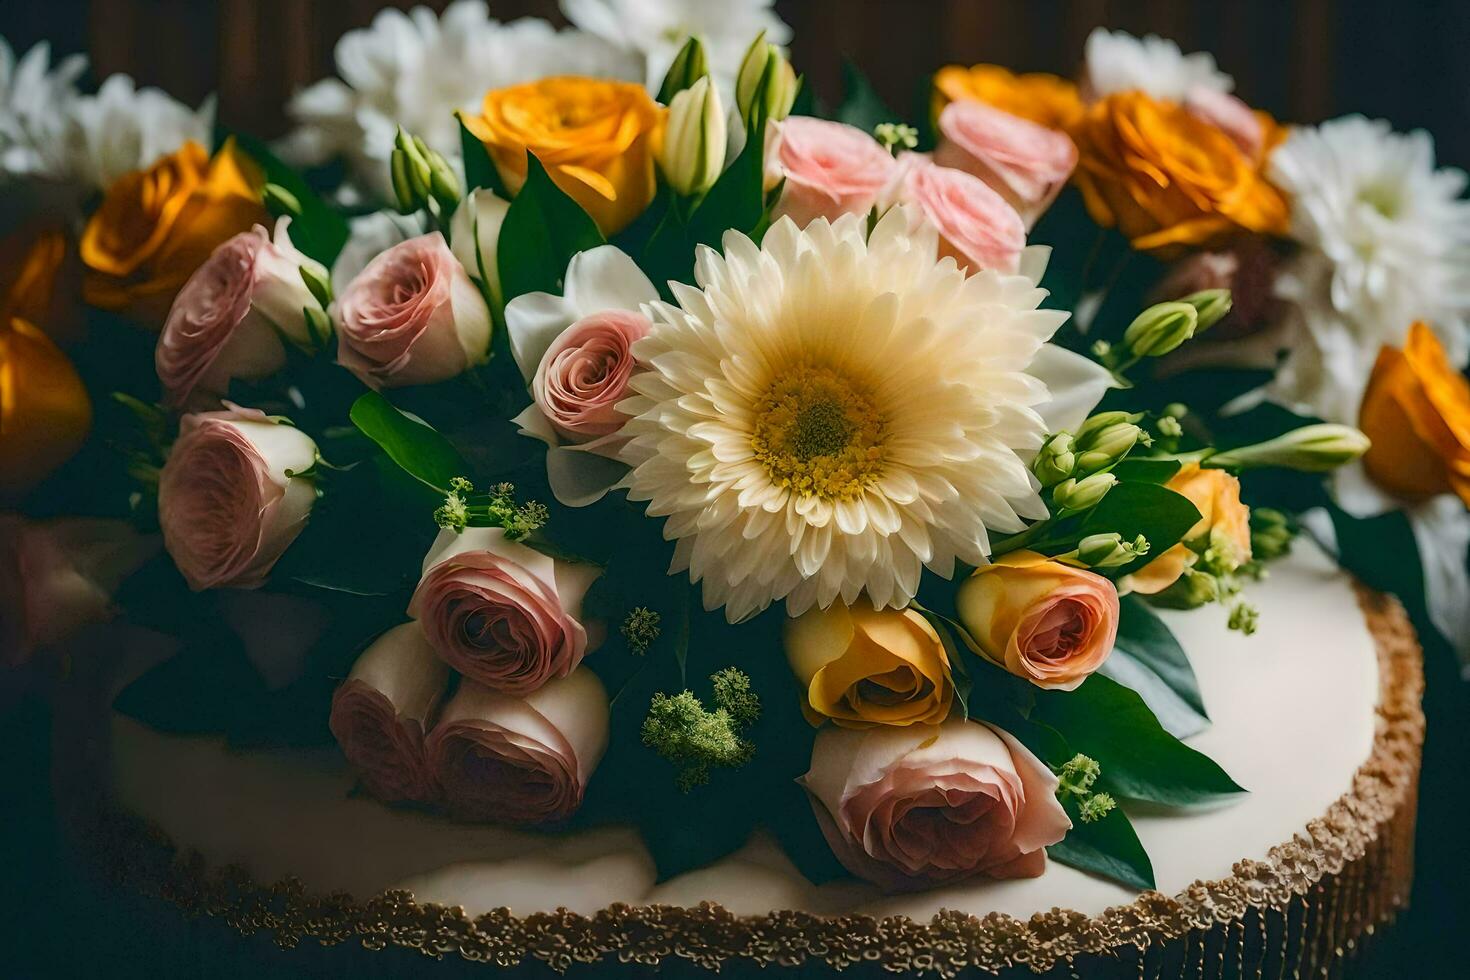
(750, 363, 886, 501)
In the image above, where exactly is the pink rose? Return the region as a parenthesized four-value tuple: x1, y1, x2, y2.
(1, 516, 157, 666)
(888, 155, 1027, 275)
(158, 405, 318, 591)
(1184, 88, 1265, 159)
(934, 100, 1078, 229)
(801, 718, 1071, 890)
(768, 117, 899, 228)
(334, 232, 491, 389)
(156, 219, 326, 407)
(329, 622, 449, 803)
(408, 527, 602, 695)
(532, 309, 650, 441)
(426, 666, 609, 824)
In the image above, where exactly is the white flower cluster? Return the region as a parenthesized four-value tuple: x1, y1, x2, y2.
(1081, 28, 1234, 102)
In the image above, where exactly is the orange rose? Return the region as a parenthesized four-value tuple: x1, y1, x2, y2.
(1127, 463, 1252, 595)
(1360, 322, 1470, 505)
(1071, 91, 1288, 254)
(932, 64, 1083, 131)
(1, 221, 70, 329)
(0, 317, 91, 499)
(81, 139, 266, 324)
(464, 76, 663, 236)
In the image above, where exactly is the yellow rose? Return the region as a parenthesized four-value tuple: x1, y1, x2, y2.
(1360, 321, 1470, 504)
(1126, 463, 1253, 595)
(1071, 91, 1288, 254)
(932, 64, 1084, 131)
(0, 317, 91, 499)
(783, 599, 953, 729)
(81, 139, 266, 324)
(0, 221, 73, 334)
(464, 76, 664, 236)
(956, 552, 1118, 691)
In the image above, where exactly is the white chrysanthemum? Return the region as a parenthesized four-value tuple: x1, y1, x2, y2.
(1082, 28, 1233, 102)
(1267, 116, 1470, 422)
(282, 1, 638, 200)
(619, 208, 1111, 622)
(63, 74, 214, 190)
(0, 38, 84, 181)
(562, 0, 790, 92)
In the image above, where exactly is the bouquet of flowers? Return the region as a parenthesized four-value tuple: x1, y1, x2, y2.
(4, 3, 1462, 892)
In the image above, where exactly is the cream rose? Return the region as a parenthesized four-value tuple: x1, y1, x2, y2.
(329, 622, 449, 803)
(934, 99, 1078, 229)
(447, 188, 511, 308)
(887, 154, 1026, 274)
(157, 405, 318, 591)
(334, 232, 491, 389)
(425, 666, 609, 824)
(408, 527, 602, 695)
(768, 117, 899, 228)
(956, 551, 1119, 691)
(801, 718, 1071, 890)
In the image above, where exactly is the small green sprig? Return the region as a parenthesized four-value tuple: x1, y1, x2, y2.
(874, 122, 919, 154)
(621, 606, 662, 655)
(642, 668, 761, 792)
(433, 477, 548, 540)
(1055, 753, 1117, 824)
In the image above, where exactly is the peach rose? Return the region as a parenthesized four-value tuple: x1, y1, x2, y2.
(531, 308, 650, 442)
(767, 117, 899, 228)
(956, 551, 1119, 691)
(935, 100, 1078, 229)
(329, 622, 449, 803)
(801, 717, 1071, 890)
(1360, 322, 1470, 504)
(333, 232, 491, 389)
(1125, 463, 1253, 595)
(81, 139, 266, 323)
(156, 220, 326, 406)
(888, 154, 1026, 274)
(157, 405, 318, 591)
(408, 527, 602, 696)
(931, 64, 1084, 131)
(426, 666, 609, 824)
(0, 317, 91, 499)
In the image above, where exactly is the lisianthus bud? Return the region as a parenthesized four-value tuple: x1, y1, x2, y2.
(657, 35, 710, 103)
(448, 188, 511, 307)
(1052, 471, 1117, 511)
(1207, 424, 1371, 473)
(1074, 532, 1149, 569)
(1180, 288, 1232, 333)
(1075, 422, 1140, 473)
(736, 31, 797, 128)
(1123, 301, 1198, 357)
(391, 129, 458, 214)
(1032, 432, 1076, 485)
(1151, 568, 1220, 609)
(1076, 410, 1141, 442)
(659, 76, 726, 197)
(1250, 507, 1294, 561)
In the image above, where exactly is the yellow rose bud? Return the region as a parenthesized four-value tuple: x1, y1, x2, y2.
(1124, 462, 1252, 595)
(1, 317, 91, 499)
(464, 76, 664, 236)
(956, 551, 1118, 691)
(80, 139, 266, 325)
(783, 598, 953, 729)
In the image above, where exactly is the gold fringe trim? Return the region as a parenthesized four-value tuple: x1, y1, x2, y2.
(79, 586, 1423, 977)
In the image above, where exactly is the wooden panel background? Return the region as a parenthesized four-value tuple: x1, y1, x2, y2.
(2, 0, 1468, 169)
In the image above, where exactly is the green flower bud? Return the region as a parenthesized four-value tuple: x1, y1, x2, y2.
(1249, 507, 1295, 561)
(657, 35, 710, 103)
(389, 148, 416, 214)
(1075, 532, 1150, 569)
(1076, 422, 1141, 473)
(1032, 432, 1076, 485)
(1076, 411, 1142, 443)
(395, 128, 434, 199)
(261, 182, 302, 217)
(1151, 569, 1220, 609)
(659, 75, 727, 197)
(736, 31, 797, 128)
(1207, 424, 1371, 473)
(1052, 471, 1117, 512)
(1180, 288, 1232, 333)
(1123, 301, 1198, 358)
(425, 145, 461, 208)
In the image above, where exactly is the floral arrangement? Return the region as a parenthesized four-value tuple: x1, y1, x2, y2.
(3, 3, 1465, 893)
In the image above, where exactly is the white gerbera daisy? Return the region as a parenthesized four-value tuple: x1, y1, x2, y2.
(618, 207, 1111, 622)
(1267, 116, 1470, 421)
(0, 38, 84, 181)
(1082, 28, 1233, 102)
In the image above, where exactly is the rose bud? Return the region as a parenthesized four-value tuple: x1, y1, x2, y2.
(1, 516, 158, 667)
(956, 551, 1119, 691)
(408, 526, 602, 696)
(934, 99, 1078, 229)
(783, 599, 953, 728)
(156, 219, 328, 407)
(447, 188, 511, 308)
(887, 154, 1026, 274)
(329, 622, 449, 804)
(158, 405, 318, 591)
(801, 718, 1071, 890)
(426, 666, 609, 825)
(767, 117, 899, 228)
(334, 232, 491, 389)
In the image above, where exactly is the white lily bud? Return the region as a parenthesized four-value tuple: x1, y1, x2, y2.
(735, 31, 797, 129)
(659, 77, 727, 198)
(449, 188, 511, 308)
(657, 35, 710, 103)
(1207, 424, 1371, 473)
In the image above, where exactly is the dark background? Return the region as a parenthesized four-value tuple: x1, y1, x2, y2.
(2, 1, 1469, 978)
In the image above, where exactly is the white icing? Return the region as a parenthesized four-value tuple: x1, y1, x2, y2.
(108, 539, 1377, 919)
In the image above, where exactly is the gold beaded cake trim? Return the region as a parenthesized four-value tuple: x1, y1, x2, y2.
(83, 586, 1423, 977)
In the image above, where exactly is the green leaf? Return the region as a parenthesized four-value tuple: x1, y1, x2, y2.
(687, 121, 768, 248)
(1078, 482, 1201, 576)
(1110, 458, 1181, 484)
(458, 114, 506, 197)
(224, 130, 349, 267)
(349, 391, 470, 493)
(1049, 803, 1155, 890)
(834, 59, 896, 132)
(1036, 674, 1243, 806)
(1100, 596, 1208, 739)
(496, 153, 605, 301)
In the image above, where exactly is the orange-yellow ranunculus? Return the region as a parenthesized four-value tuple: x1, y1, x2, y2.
(1360, 321, 1470, 505)
(783, 598, 953, 729)
(464, 76, 664, 236)
(0, 317, 92, 499)
(1070, 91, 1288, 254)
(956, 551, 1118, 692)
(932, 64, 1084, 131)
(1126, 463, 1253, 595)
(81, 138, 266, 324)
